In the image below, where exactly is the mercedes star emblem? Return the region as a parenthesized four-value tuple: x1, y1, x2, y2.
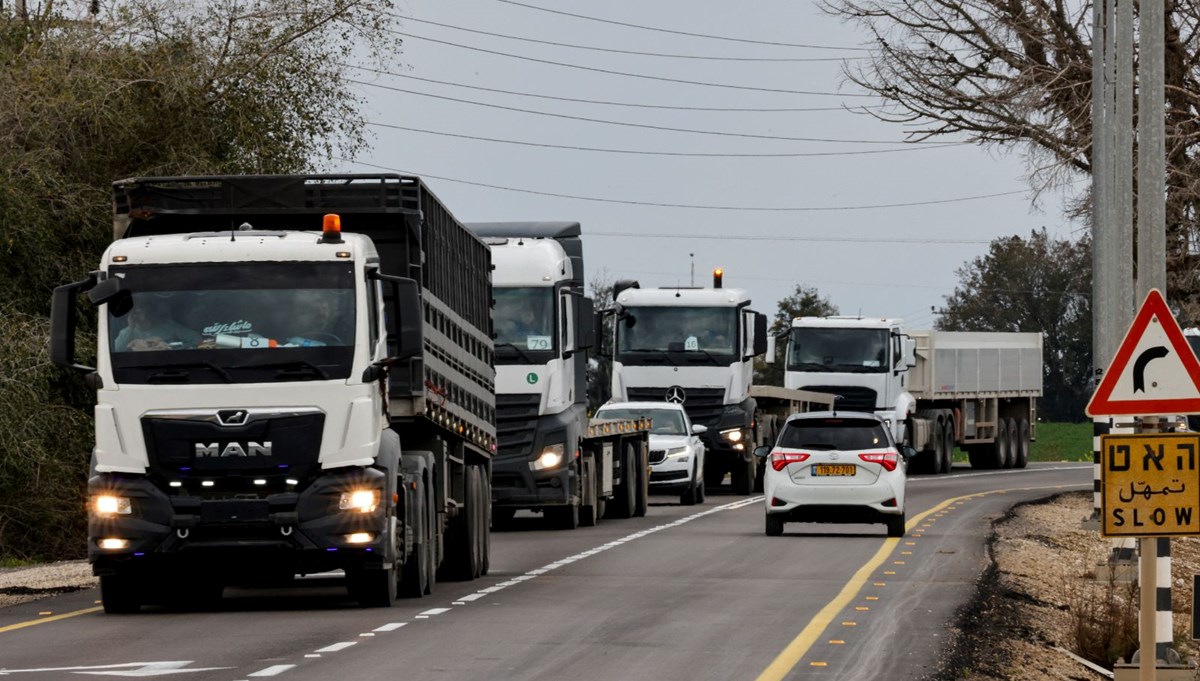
(665, 386, 686, 404)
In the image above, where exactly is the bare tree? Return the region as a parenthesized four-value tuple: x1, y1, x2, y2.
(822, 0, 1200, 321)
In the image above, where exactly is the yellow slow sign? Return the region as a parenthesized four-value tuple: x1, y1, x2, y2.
(1101, 433, 1200, 537)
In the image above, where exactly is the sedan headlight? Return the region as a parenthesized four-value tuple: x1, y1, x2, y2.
(339, 489, 380, 513)
(666, 446, 690, 458)
(530, 443, 566, 471)
(92, 495, 131, 516)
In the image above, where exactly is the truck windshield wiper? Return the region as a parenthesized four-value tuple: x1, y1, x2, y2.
(142, 362, 233, 384)
(495, 342, 536, 364)
(625, 348, 678, 366)
(237, 360, 330, 381)
(684, 348, 723, 365)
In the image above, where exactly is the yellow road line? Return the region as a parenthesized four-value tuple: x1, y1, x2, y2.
(753, 484, 1079, 681)
(0, 606, 102, 634)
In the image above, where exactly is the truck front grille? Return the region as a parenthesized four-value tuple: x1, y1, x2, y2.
(627, 387, 726, 428)
(798, 385, 877, 413)
(495, 393, 542, 458)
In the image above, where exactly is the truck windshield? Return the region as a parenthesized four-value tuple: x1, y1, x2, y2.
(493, 287, 556, 358)
(617, 307, 737, 362)
(107, 262, 356, 384)
(787, 327, 889, 374)
(595, 408, 686, 436)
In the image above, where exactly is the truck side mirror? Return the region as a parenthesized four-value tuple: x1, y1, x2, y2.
(574, 296, 595, 352)
(50, 275, 99, 374)
(903, 337, 917, 369)
(765, 335, 775, 364)
(595, 308, 613, 359)
(87, 277, 133, 317)
(613, 279, 640, 299)
(752, 312, 768, 357)
(373, 271, 423, 363)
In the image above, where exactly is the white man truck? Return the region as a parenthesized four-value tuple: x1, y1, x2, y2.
(609, 273, 771, 494)
(467, 222, 649, 529)
(51, 174, 495, 612)
(774, 316, 1042, 473)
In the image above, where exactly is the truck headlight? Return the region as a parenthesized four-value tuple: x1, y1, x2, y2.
(666, 446, 690, 458)
(531, 443, 566, 471)
(92, 495, 131, 516)
(721, 428, 744, 443)
(339, 489, 380, 513)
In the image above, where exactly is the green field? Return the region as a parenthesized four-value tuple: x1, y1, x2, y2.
(953, 421, 1092, 463)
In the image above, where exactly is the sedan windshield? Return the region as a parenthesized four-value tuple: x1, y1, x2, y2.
(778, 418, 889, 450)
(596, 408, 686, 436)
(107, 262, 356, 384)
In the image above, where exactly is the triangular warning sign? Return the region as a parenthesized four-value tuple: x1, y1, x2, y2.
(1086, 289, 1200, 416)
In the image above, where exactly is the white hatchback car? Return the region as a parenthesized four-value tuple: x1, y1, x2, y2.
(754, 411, 912, 537)
(594, 401, 707, 505)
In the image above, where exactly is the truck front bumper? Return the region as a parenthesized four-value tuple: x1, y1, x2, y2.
(490, 457, 577, 509)
(87, 469, 391, 579)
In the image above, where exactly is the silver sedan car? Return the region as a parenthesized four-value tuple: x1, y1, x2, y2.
(754, 411, 912, 537)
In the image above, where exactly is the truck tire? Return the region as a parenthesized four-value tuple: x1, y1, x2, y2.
(492, 507, 516, 530)
(547, 504, 579, 530)
(1014, 418, 1030, 469)
(753, 457, 766, 493)
(580, 457, 600, 527)
(732, 456, 754, 495)
(940, 417, 955, 474)
(967, 445, 990, 469)
(607, 444, 637, 519)
(633, 443, 649, 517)
(993, 418, 1012, 469)
(477, 466, 491, 576)
(925, 419, 945, 475)
(439, 465, 481, 581)
(348, 564, 397, 608)
(399, 473, 429, 598)
(100, 574, 143, 614)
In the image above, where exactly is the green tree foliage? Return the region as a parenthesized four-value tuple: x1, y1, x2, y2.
(937, 229, 1092, 422)
(754, 285, 839, 386)
(0, 0, 400, 560)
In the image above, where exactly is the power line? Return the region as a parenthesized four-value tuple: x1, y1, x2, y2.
(494, 0, 870, 52)
(363, 119, 964, 157)
(395, 14, 861, 62)
(386, 29, 876, 98)
(350, 78, 948, 145)
(336, 157, 1032, 212)
(350, 65, 882, 112)
(588, 231, 991, 244)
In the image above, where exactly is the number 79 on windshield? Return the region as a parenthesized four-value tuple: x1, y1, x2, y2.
(1101, 433, 1200, 537)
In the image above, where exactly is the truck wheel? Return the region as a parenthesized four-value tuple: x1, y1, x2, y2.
(995, 418, 1013, 469)
(633, 443, 649, 517)
(477, 467, 491, 576)
(469, 465, 484, 578)
(1014, 418, 1030, 469)
(765, 514, 784, 536)
(580, 457, 600, 527)
(924, 419, 945, 475)
(100, 574, 143, 614)
(886, 513, 906, 538)
(547, 504, 579, 530)
(348, 565, 397, 608)
(399, 476, 429, 598)
(753, 457, 766, 493)
(704, 462, 724, 490)
(439, 465, 481, 581)
(732, 456, 754, 495)
(492, 507, 516, 530)
(607, 445, 637, 519)
(940, 417, 955, 474)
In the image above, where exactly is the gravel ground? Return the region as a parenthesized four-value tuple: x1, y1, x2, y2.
(4, 492, 1199, 681)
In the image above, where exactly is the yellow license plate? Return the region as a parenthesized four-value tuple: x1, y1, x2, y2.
(813, 465, 856, 477)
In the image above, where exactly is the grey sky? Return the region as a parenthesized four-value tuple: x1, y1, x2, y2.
(347, 0, 1081, 329)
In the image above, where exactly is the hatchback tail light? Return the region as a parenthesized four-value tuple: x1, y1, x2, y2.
(770, 450, 810, 471)
(859, 451, 898, 472)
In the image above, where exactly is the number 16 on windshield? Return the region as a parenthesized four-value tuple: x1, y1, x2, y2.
(1101, 433, 1200, 537)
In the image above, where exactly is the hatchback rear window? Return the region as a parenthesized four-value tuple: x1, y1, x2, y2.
(777, 418, 889, 450)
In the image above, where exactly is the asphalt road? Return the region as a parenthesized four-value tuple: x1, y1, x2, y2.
(0, 462, 1090, 681)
